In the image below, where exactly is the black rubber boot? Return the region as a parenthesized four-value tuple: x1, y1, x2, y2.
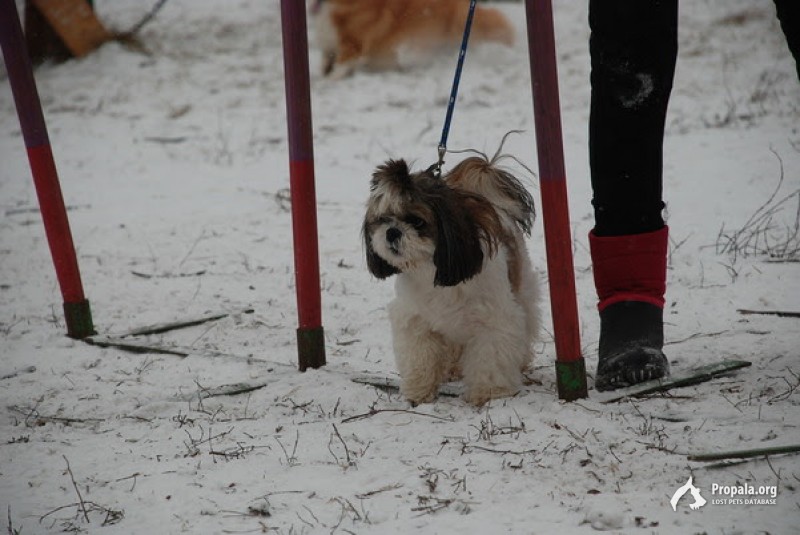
(595, 301, 669, 391)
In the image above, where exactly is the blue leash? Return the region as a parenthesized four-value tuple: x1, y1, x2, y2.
(434, 0, 477, 177)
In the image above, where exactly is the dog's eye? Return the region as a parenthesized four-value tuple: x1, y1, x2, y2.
(405, 215, 426, 230)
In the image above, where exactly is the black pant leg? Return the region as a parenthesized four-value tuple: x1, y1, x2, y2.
(774, 0, 800, 81)
(589, 0, 678, 237)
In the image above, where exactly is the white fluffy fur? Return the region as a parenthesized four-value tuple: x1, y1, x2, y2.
(364, 157, 540, 406)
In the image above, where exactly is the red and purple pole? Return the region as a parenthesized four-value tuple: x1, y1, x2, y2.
(525, 0, 587, 400)
(279, 0, 326, 371)
(1, 0, 95, 339)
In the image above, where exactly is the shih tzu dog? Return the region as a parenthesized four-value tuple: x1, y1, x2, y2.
(363, 152, 540, 406)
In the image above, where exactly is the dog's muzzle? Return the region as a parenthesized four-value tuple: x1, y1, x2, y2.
(386, 227, 402, 254)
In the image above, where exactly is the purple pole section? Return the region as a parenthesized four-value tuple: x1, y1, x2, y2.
(0, 0, 95, 338)
(280, 0, 326, 371)
(525, 0, 587, 400)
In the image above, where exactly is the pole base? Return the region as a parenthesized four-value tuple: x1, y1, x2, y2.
(297, 326, 326, 371)
(556, 358, 588, 401)
(63, 299, 95, 339)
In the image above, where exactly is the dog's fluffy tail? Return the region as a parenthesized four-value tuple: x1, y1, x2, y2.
(444, 136, 535, 235)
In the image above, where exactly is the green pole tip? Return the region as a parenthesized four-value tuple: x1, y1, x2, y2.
(555, 358, 588, 401)
(297, 326, 326, 371)
(63, 299, 96, 339)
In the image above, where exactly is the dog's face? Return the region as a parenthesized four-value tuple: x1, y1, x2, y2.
(363, 159, 498, 286)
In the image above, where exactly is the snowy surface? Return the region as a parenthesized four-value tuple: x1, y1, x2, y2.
(2, 1, 799, 533)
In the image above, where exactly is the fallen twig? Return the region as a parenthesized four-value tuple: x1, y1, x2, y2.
(39, 501, 124, 527)
(172, 381, 271, 402)
(0, 365, 36, 381)
(114, 472, 141, 492)
(63, 456, 89, 523)
(85, 336, 287, 368)
(330, 423, 353, 467)
(597, 360, 752, 403)
(665, 330, 730, 346)
(688, 444, 800, 462)
(355, 483, 403, 500)
(737, 309, 800, 318)
(95, 308, 254, 339)
(275, 431, 300, 466)
(412, 496, 453, 516)
(341, 408, 455, 424)
(763, 258, 800, 263)
(8, 405, 103, 428)
(461, 444, 538, 456)
(351, 373, 463, 397)
(7, 505, 20, 535)
(130, 269, 206, 279)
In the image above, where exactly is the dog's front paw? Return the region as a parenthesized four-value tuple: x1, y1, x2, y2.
(401, 381, 439, 406)
(463, 384, 518, 407)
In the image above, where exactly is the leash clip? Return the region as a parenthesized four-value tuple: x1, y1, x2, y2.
(435, 144, 447, 178)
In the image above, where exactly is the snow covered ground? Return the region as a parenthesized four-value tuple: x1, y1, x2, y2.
(1, 1, 799, 533)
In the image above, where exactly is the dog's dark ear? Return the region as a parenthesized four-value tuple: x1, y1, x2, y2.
(363, 223, 400, 279)
(431, 191, 485, 287)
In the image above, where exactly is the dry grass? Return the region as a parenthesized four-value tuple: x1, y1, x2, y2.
(716, 150, 800, 261)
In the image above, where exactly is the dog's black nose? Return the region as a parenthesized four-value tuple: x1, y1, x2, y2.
(386, 227, 402, 244)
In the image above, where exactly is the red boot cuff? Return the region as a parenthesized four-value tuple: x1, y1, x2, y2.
(589, 226, 668, 311)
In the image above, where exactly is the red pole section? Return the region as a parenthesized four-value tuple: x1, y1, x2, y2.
(0, 0, 94, 339)
(524, 0, 587, 400)
(279, 0, 326, 371)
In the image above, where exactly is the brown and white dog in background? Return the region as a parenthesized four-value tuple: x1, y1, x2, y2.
(312, 0, 515, 77)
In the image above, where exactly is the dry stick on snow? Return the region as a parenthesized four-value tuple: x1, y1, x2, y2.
(8, 405, 103, 428)
(86, 336, 285, 369)
(7, 505, 20, 535)
(98, 308, 254, 339)
(183, 426, 234, 457)
(331, 423, 352, 466)
(461, 444, 538, 456)
(0, 365, 36, 381)
(737, 309, 800, 319)
(687, 444, 800, 462)
(62, 456, 90, 523)
(355, 483, 404, 500)
(412, 497, 454, 516)
(114, 472, 141, 492)
(341, 408, 455, 424)
(764, 257, 800, 263)
(275, 431, 300, 466)
(664, 330, 730, 346)
(39, 502, 124, 528)
(173, 381, 271, 402)
(130, 269, 206, 279)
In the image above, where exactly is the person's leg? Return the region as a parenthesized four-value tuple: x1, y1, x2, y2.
(774, 0, 800, 81)
(588, 0, 678, 391)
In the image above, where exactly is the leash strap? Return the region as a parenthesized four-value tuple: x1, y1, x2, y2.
(435, 0, 477, 177)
